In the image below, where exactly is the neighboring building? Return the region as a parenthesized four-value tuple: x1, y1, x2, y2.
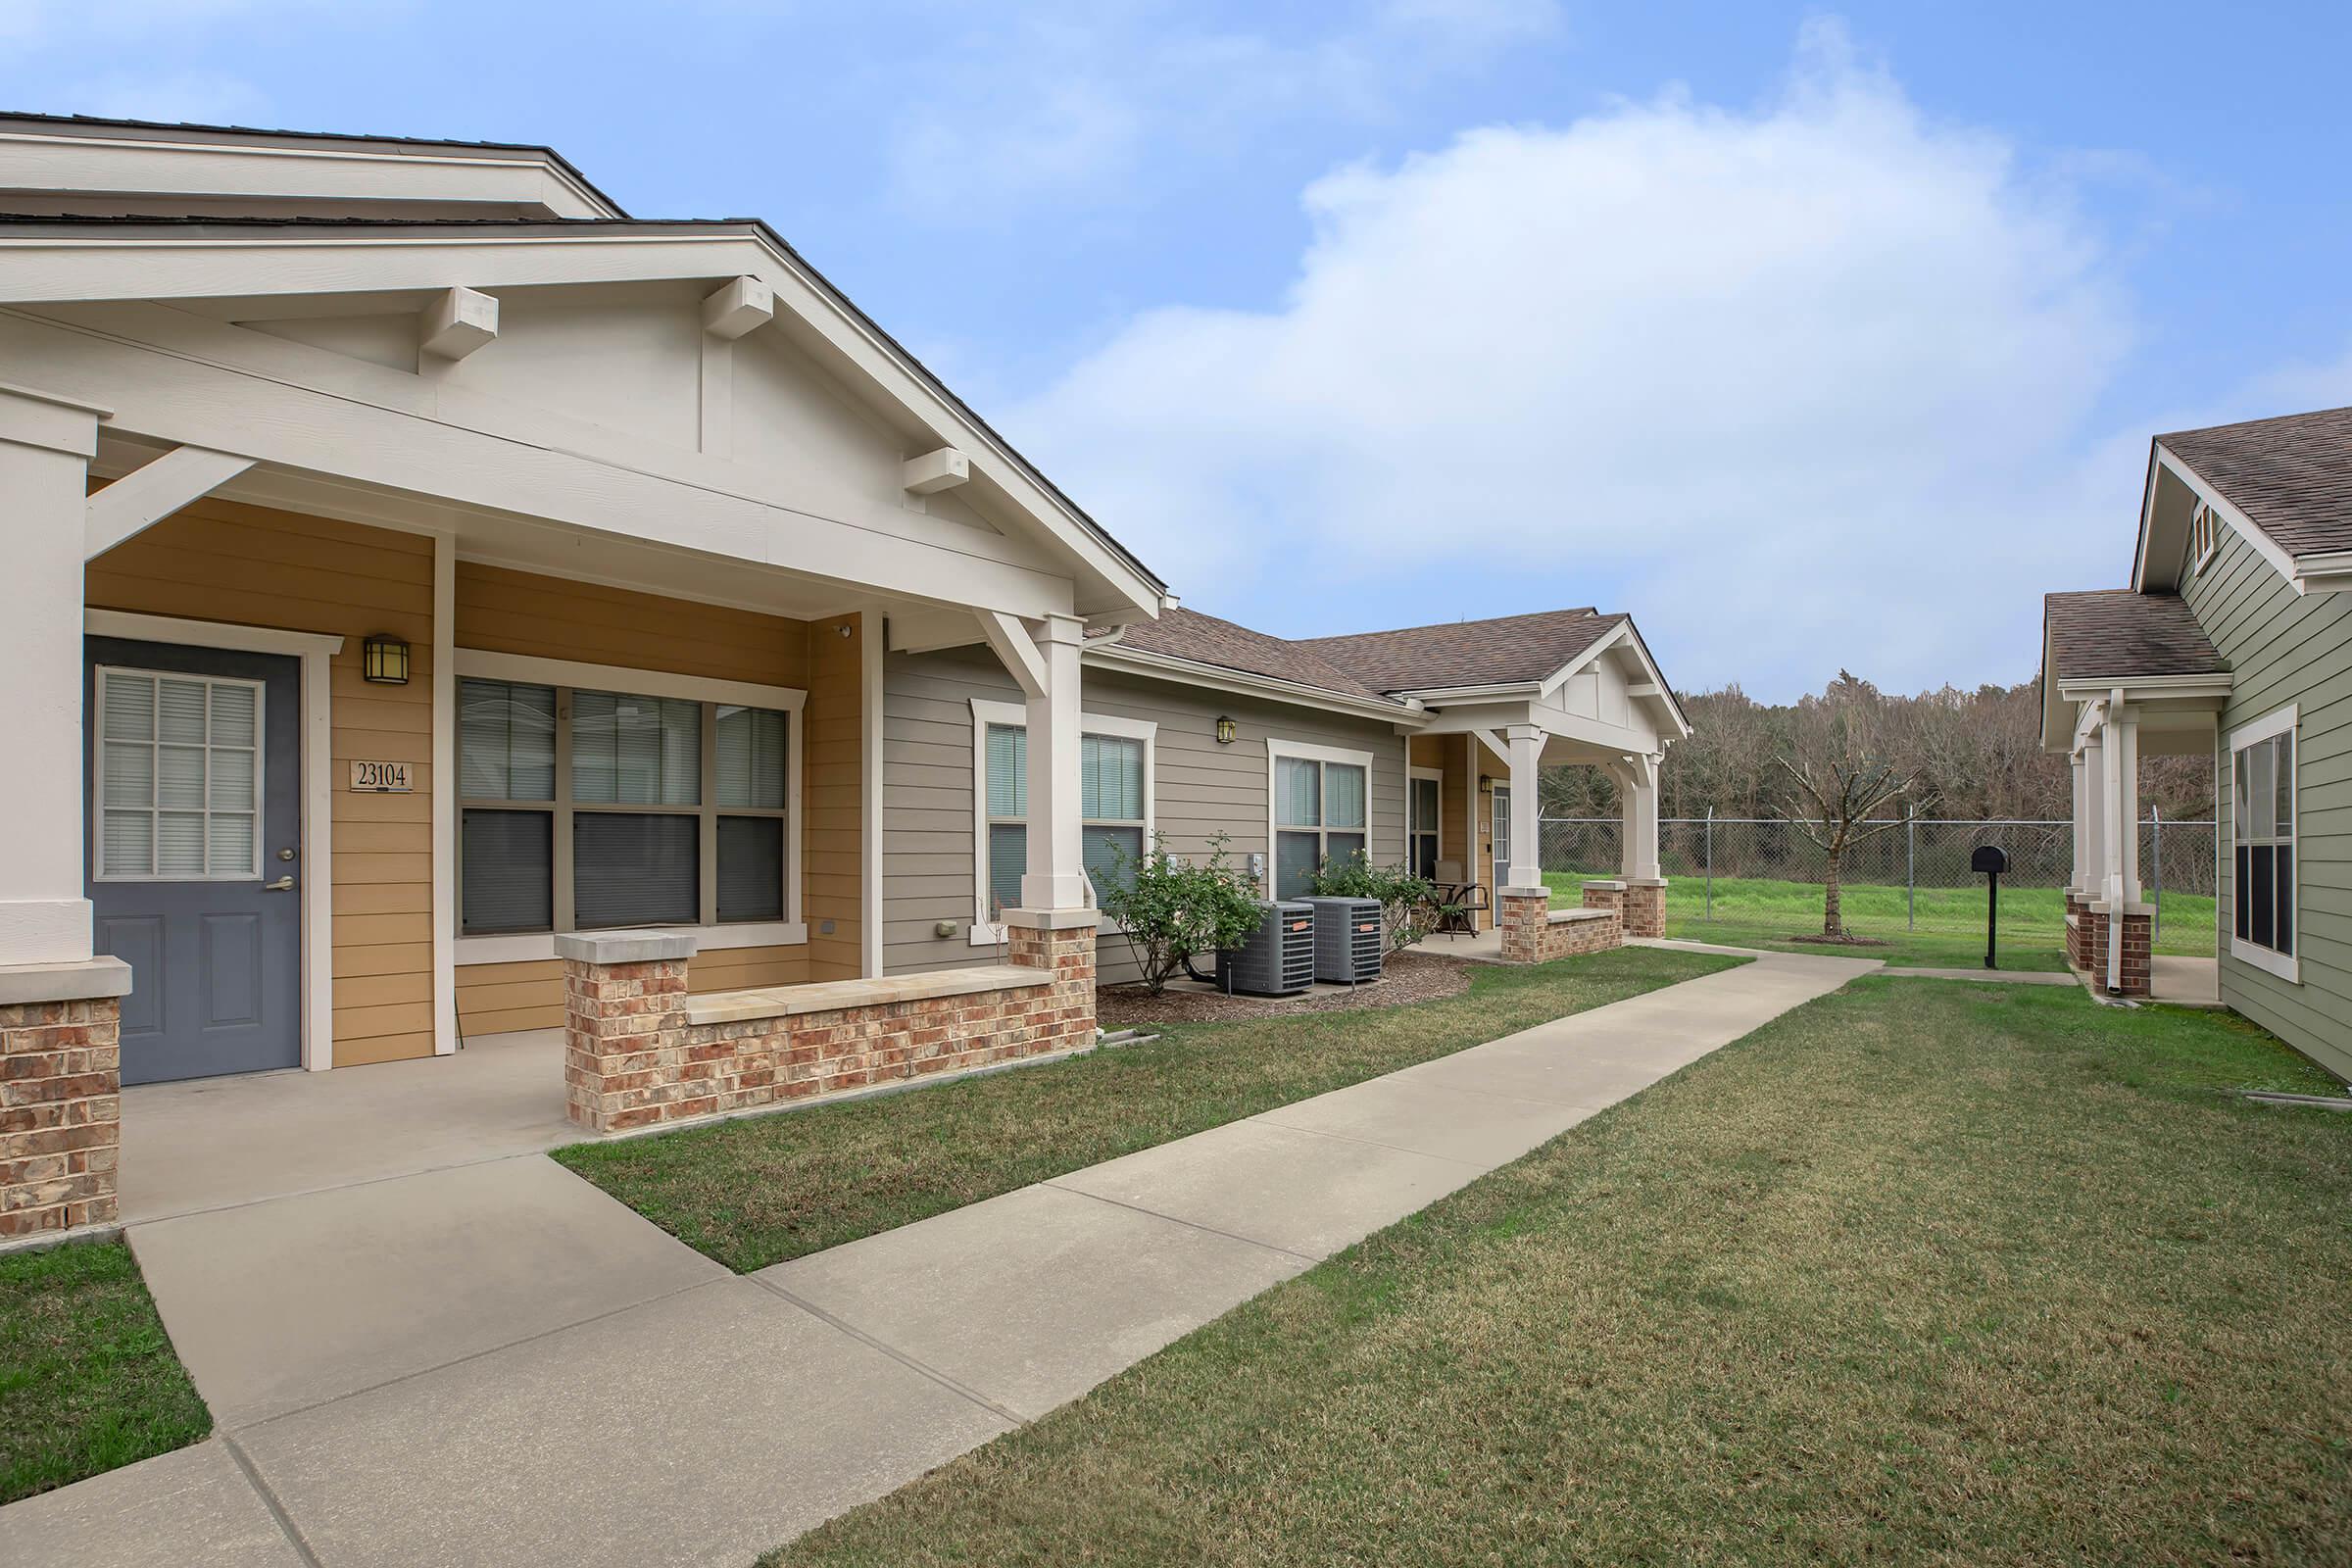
(0, 114, 1684, 1235)
(2040, 404, 2352, 1081)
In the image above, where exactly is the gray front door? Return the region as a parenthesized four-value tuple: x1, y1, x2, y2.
(85, 638, 303, 1084)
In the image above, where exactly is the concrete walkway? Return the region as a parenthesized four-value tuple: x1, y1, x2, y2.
(7, 949, 1872, 1568)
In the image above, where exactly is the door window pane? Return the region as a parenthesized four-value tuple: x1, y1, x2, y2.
(716, 815, 784, 923)
(96, 668, 263, 881)
(572, 811, 698, 928)
(462, 809, 553, 935)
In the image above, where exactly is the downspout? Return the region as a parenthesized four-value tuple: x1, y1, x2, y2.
(2105, 688, 2125, 996)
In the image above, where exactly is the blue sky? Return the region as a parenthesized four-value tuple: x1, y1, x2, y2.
(6, 1, 2348, 701)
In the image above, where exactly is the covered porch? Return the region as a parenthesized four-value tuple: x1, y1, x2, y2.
(2041, 591, 2231, 998)
(0, 220, 1164, 1237)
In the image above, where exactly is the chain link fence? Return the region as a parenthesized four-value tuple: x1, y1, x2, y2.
(1542, 813, 2217, 929)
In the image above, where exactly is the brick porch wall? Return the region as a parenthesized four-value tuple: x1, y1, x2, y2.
(1, 996, 122, 1240)
(564, 924, 1096, 1135)
(1621, 880, 1667, 939)
(1499, 889, 1623, 963)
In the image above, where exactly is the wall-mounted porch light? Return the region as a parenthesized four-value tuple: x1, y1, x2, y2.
(1478, 774, 1494, 795)
(1214, 715, 1238, 745)
(362, 634, 411, 685)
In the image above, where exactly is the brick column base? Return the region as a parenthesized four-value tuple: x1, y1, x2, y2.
(1581, 880, 1625, 919)
(562, 932, 696, 1134)
(1004, 910, 1098, 1049)
(1, 957, 132, 1243)
(1621, 879, 1667, 938)
(1499, 889, 1549, 964)
(2108, 909, 2152, 998)
(2063, 891, 2087, 969)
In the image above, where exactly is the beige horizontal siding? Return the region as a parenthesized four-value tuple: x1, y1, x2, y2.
(87, 495, 440, 1066)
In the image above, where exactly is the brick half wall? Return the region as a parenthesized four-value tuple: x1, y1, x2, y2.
(564, 923, 1097, 1135)
(1499, 890, 1624, 963)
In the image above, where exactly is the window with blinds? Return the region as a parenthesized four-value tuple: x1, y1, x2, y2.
(458, 675, 792, 936)
(978, 719, 1151, 922)
(2232, 721, 2294, 959)
(1272, 749, 1367, 900)
(95, 668, 265, 882)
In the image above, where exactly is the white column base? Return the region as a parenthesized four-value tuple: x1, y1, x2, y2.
(1019, 873, 1094, 911)
(0, 900, 95, 966)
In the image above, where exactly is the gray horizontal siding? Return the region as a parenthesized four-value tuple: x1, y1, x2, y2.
(2183, 522, 2352, 1081)
(881, 647, 1406, 984)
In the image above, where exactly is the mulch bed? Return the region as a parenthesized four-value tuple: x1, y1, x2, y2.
(1097, 949, 1474, 1029)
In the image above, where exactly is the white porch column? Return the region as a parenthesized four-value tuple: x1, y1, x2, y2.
(2101, 702, 2141, 906)
(1503, 723, 1544, 891)
(0, 384, 107, 964)
(1621, 754, 1663, 881)
(2077, 734, 2105, 899)
(2068, 750, 2088, 891)
(1021, 612, 1091, 911)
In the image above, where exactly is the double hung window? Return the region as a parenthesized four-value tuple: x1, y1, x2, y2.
(1271, 743, 1371, 901)
(459, 674, 795, 937)
(971, 701, 1153, 931)
(2230, 710, 2296, 975)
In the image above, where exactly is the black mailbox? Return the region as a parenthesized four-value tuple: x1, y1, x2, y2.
(1973, 844, 2009, 968)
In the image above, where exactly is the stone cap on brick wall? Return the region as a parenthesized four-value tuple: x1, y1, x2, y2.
(685, 965, 1049, 1026)
(1002, 906, 1101, 930)
(1546, 907, 1617, 924)
(1497, 885, 1552, 899)
(0, 955, 133, 1005)
(555, 929, 700, 965)
(1583, 879, 1627, 891)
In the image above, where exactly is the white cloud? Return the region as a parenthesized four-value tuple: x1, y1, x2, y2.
(1005, 20, 2140, 699)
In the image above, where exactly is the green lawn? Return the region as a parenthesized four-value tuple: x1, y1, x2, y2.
(771, 980, 2352, 1568)
(0, 1238, 210, 1505)
(555, 947, 1742, 1272)
(1546, 870, 2217, 971)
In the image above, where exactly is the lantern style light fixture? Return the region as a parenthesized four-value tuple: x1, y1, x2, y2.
(1478, 773, 1494, 795)
(362, 633, 411, 685)
(1214, 715, 1238, 745)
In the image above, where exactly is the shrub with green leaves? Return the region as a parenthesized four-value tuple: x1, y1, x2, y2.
(1101, 833, 1266, 995)
(1307, 851, 1439, 955)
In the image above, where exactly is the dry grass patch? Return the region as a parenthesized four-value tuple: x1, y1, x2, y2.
(771, 980, 2351, 1567)
(556, 947, 1740, 1272)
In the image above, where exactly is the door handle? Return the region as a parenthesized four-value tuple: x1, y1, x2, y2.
(265, 876, 296, 892)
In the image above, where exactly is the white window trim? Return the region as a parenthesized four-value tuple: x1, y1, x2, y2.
(2228, 704, 2298, 984)
(1268, 738, 1377, 900)
(1408, 764, 1444, 875)
(967, 698, 1156, 945)
(84, 609, 343, 1071)
(451, 647, 808, 957)
(92, 665, 268, 884)
(2188, 501, 2220, 577)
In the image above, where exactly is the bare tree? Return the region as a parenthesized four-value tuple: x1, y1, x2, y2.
(1773, 669, 1932, 940)
(1774, 755, 1925, 938)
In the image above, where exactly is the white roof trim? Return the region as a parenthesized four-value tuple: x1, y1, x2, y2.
(1083, 642, 1426, 726)
(2148, 444, 2333, 597)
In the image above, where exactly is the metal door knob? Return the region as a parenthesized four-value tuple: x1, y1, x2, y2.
(265, 876, 296, 892)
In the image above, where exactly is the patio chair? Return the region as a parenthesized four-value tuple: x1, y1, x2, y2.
(1429, 860, 1489, 939)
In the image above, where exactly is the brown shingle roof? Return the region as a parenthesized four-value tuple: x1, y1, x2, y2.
(1296, 610, 1622, 694)
(1102, 608, 1397, 704)
(2159, 406, 2352, 559)
(2042, 590, 2227, 683)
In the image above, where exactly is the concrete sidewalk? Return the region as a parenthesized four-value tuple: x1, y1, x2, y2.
(6, 948, 1872, 1568)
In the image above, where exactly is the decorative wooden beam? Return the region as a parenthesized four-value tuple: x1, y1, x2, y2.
(903, 447, 970, 496)
(420, 286, 499, 361)
(979, 610, 1048, 699)
(85, 445, 255, 560)
(701, 275, 774, 340)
